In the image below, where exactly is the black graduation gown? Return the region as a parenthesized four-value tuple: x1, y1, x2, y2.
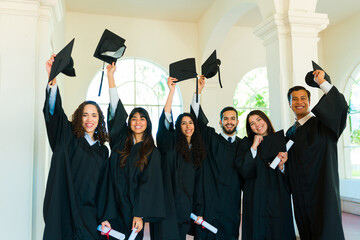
(192, 106, 245, 240)
(101, 99, 166, 240)
(286, 86, 348, 240)
(43, 88, 109, 240)
(154, 110, 202, 240)
(240, 137, 295, 240)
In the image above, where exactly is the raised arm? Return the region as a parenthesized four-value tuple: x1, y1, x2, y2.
(311, 70, 348, 138)
(157, 77, 177, 152)
(190, 75, 205, 118)
(164, 77, 177, 114)
(43, 55, 72, 150)
(106, 62, 128, 149)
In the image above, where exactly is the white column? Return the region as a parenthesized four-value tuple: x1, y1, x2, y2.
(32, 4, 58, 239)
(254, 10, 328, 130)
(0, 1, 62, 239)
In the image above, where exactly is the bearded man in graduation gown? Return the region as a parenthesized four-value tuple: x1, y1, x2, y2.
(286, 68, 348, 240)
(190, 77, 251, 240)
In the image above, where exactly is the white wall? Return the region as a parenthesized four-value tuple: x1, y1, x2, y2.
(201, 25, 267, 131)
(321, 12, 360, 194)
(0, 1, 66, 239)
(321, 12, 360, 92)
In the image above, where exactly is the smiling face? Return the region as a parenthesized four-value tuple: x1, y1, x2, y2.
(130, 112, 148, 137)
(220, 110, 239, 136)
(180, 116, 194, 143)
(290, 89, 310, 120)
(248, 114, 268, 136)
(82, 104, 99, 136)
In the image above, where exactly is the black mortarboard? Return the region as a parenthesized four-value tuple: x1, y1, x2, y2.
(201, 50, 222, 88)
(94, 29, 127, 64)
(169, 58, 200, 102)
(305, 61, 332, 88)
(48, 38, 76, 82)
(259, 130, 286, 159)
(94, 29, 127, 96)
(169, 58, 197, 81)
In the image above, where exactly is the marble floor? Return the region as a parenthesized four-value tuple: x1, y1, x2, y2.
(142, 212, 360, 239)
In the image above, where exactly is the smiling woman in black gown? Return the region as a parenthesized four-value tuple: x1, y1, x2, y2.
(154, 77, 206, 240)
(241, 110, 295, 240)
(43, 55, 109, 240)
(100, 63, 166, 240)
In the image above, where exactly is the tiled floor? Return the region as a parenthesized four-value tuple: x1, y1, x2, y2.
(142, 212, 360, 239)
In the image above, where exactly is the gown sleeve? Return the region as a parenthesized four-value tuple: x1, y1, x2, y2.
(235, 138, 256, 179)
(43, 87, 72, 151)
(95, 154, 117, 223)
(107, 99, 128, 150)
(311, 86, 348, 139)
(156, 109, 176, 153)
(133, 149, 166, 221)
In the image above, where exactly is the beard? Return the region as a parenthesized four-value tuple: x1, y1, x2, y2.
(221, 124, 237, 135)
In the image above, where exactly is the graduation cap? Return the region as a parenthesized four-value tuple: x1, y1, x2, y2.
(305, 61, 332, 88)
(48, 38, 76, 82)
(259, 130, 286, 159)
(94, 29, 127, 96)
(169, 58, 200, 102)
(201, 50, 222, 88)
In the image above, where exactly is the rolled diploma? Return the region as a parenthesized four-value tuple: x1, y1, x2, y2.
(97, 225, 125, 240)
(269, 140, 294, 169)
(190, 213, 218, 234)
(128, 228, 138, 240)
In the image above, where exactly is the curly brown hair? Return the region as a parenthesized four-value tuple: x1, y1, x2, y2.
(118, 107, 155, 172)
(71, 101, 109, 145)
(175, 113, 206, 168)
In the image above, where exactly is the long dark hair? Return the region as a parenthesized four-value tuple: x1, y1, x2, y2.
(118, 107, 155, 172)
(71, 101, 108, 145)
(246, 110, 275, 143)
(175, 113, 206, 168)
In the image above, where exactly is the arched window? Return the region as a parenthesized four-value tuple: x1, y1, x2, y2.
(86, 58, 183, 136)
(233, 67, 269, 137)
(344, 65, 360, 179)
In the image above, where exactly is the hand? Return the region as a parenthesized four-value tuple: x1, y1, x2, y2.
(277, 152, 288, 170)
(106, 62, 116, 88)
(198, 75, 206, 94)
(46, 54, 57, 86)
(106, 62, 116, 77)
(251, 135, 263, 150)
(132, 217, 143, 233)
(101, 220, 111, 231)
(313, 70, 325, 85)
(195, 216, 203, 225)
(167, 77, 177, 92)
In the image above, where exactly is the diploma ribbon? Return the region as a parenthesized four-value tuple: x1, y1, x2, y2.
(101, 228, 112, 240)
(200, 219, 205, 229)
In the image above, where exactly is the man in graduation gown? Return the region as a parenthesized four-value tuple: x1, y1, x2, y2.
(190, 77, 250, 240)
(286, 69, 348, 240)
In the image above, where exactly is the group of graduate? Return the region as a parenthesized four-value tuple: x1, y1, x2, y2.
(42, 40, 348, 240)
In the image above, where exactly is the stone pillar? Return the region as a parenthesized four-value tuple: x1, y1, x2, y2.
(254, 10, 328, 130)
(0, 1, 62, 238)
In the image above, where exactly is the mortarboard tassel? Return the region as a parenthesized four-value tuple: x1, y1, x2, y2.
(217, 60, 222, 88)
(98, 61, 105, 96)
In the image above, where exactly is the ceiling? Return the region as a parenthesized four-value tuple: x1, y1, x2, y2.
(65, 0, 360, 27)
(64, 0, 216, 22)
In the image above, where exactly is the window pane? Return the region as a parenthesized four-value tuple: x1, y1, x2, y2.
(118, 82, 135, 105)
(115, 59, 135, 85)
(351, 148, 360, 179)
(233, 67, 269, 138)
(86, 58, 182, 137)
(346, 69, 360, 178)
